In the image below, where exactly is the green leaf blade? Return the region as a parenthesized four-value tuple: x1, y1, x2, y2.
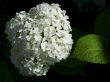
(73, 34, 109, 64)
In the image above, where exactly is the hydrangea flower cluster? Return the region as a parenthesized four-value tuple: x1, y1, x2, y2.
(5, 2, 73, 76)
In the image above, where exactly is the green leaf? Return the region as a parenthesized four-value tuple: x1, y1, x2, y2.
(0, 61, 13, 82)
(72, 34, 109, 64)
(94, 7, 110, 44)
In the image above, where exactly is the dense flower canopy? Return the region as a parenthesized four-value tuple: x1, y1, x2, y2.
(5, 2, 73, 76)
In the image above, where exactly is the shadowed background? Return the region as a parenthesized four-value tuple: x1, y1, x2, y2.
(0, 0, 110, 82)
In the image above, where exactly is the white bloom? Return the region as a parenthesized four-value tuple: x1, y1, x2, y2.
(5, 2, 73, 76)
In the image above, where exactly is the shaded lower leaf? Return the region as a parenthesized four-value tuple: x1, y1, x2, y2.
(73, 34, 109, 64)
(52, 57, 85, 75)
(53, 63, 84, 75)
(55, 57, 85, 68)
(0, 61, 13, 82)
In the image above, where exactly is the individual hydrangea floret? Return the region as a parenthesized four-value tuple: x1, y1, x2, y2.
(5, 2, 73, 76)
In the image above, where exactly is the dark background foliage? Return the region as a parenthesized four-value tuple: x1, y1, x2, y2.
(0, 0, 110, 82)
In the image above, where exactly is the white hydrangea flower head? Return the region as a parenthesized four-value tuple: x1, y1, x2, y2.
(5, 2, 73, 76)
